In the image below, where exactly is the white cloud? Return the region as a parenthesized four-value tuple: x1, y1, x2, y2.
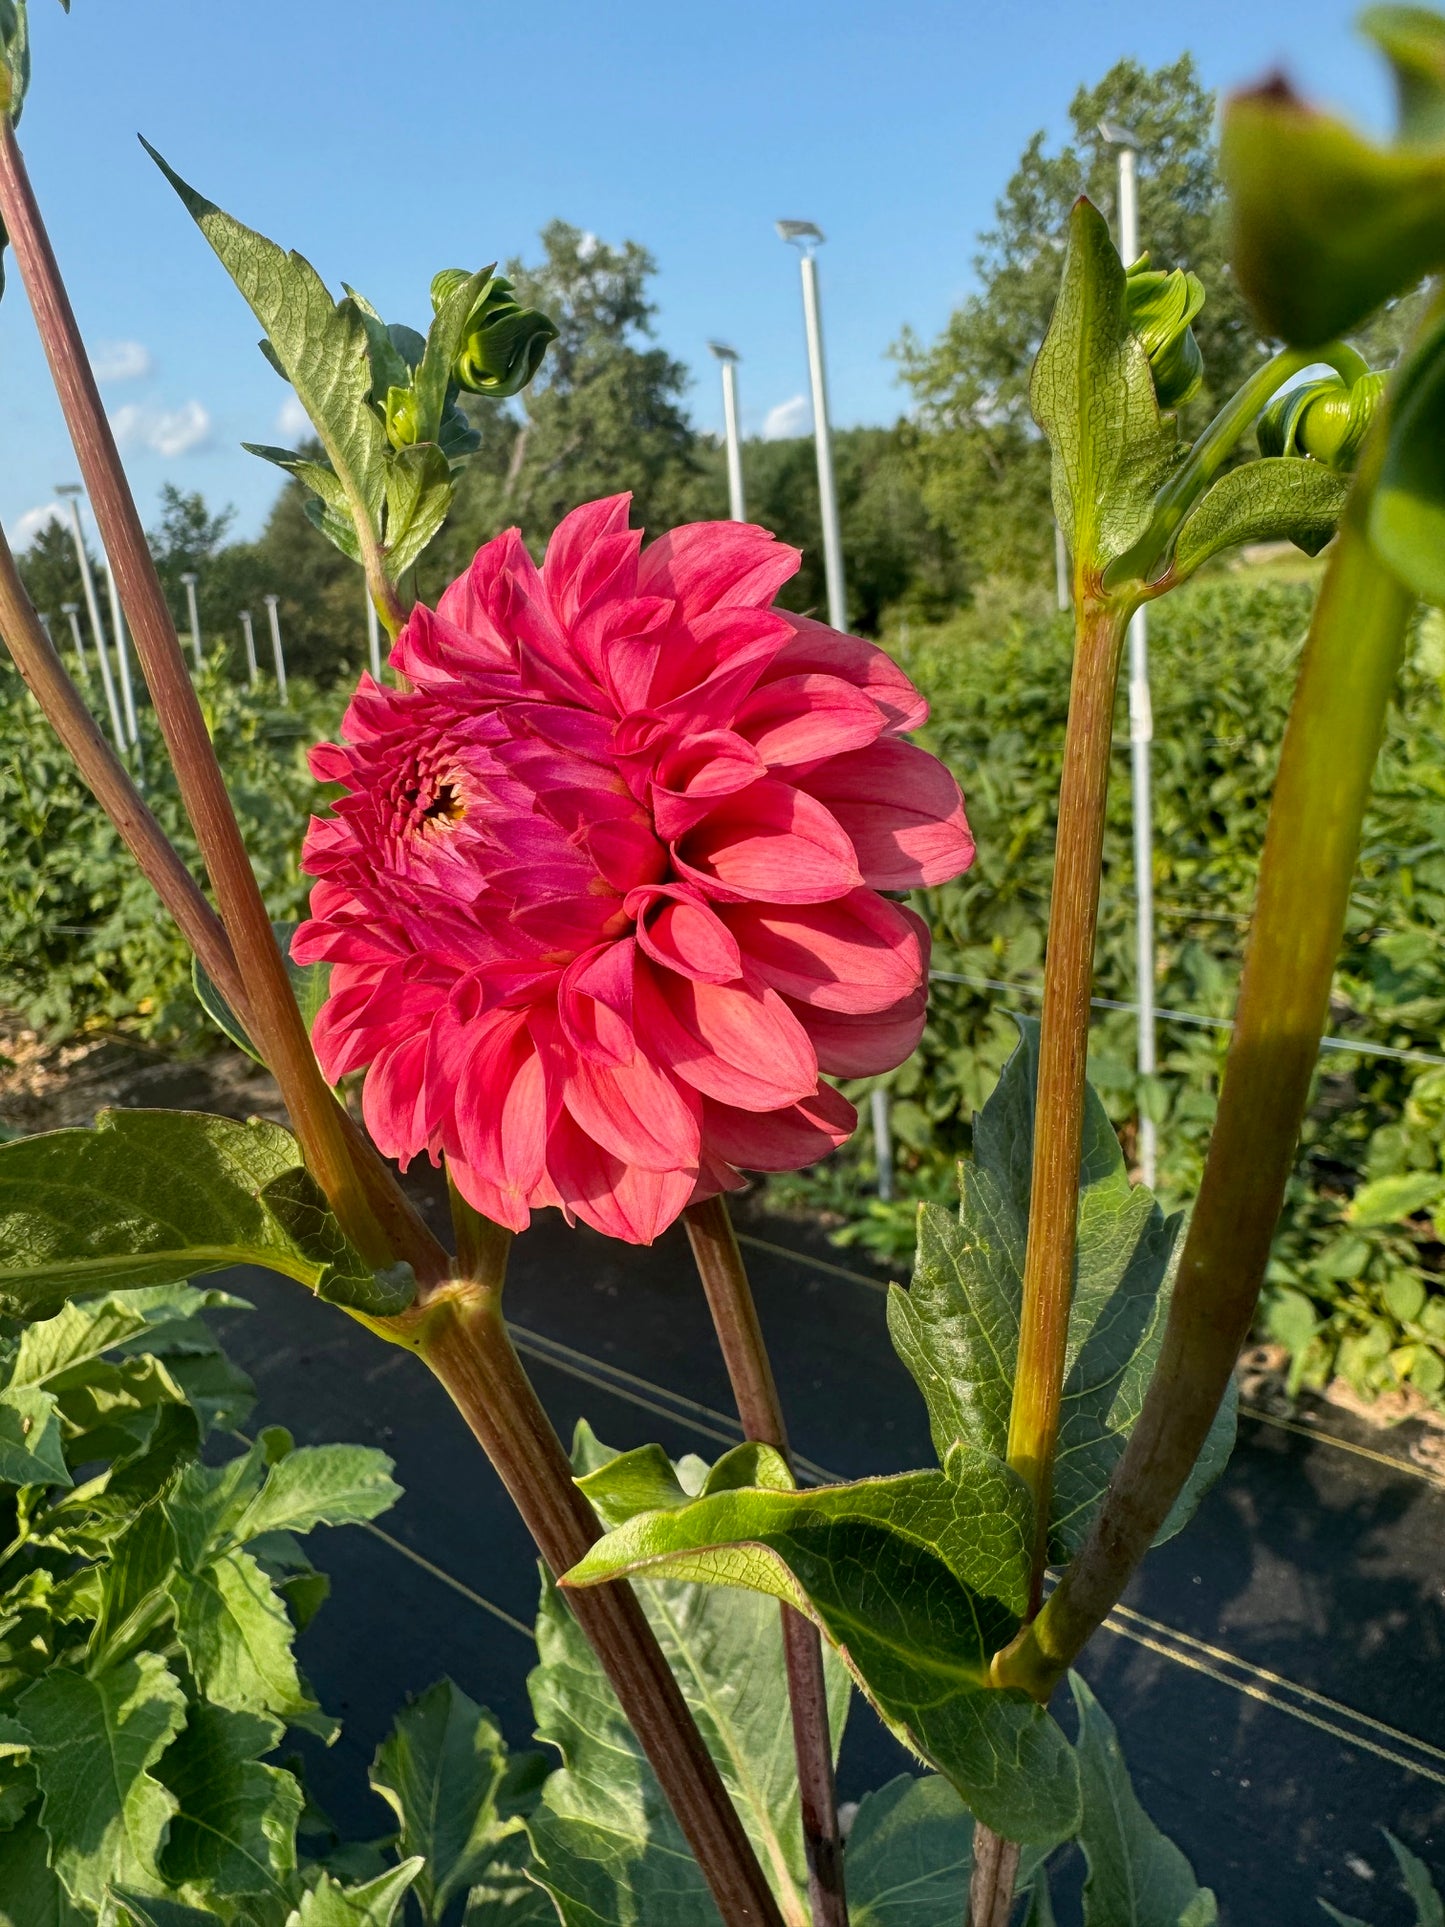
(275, 393, 310, 441)
(91, 339, 153, 383)
(110, 399, 212, 458)
(763, 393, 811, 441)
(11, 502, 63, 544)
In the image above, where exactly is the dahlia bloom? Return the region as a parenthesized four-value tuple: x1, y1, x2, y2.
(295, 496, 974, 1243)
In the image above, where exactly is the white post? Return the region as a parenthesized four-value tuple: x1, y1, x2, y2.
(870, 1086, 895, 1203)
(239, 610, 258, 688)
(711, 345, 746, 522)
(105, 558, 141, 748)
(60, 602, 92, 689)
(59, 489, 124, 753)
(1115, 138, 1159, 1188)
(797, 249, 847, 634)
(263, 594, 288, 704)
(180, 571, 202, 669)
(1054, 521, 1070, 612)
(366, 591, 383, 682)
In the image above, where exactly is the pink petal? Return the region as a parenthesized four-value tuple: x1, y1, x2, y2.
(726, 891, 927, 1013)
(637, 521, 800, 614)
(445, 1153, 532, 1234)
(544, 1109, 696, 1244)
(768, 614, 929, 733)
(675, 779, 862, 905)
(628, 886, 743, 984)
(541, 495, 638, 623)
(635, 958, 818, 1109)
(651, 731, 767, 840)
(360, 1031, 433, 1163)
(733, 673, 887, 768)
(563, 1051, 702, 1172)
(801, 741, 975, 889)
(788, 983, 928, 1077)
(701, 1082, 857, 1172)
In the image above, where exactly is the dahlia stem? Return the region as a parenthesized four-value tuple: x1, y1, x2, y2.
(0, 117, 444, 1287)
(994, 413, 1414, 1705)
(420, 1204, 787, 1927)
(684, 1196, 848, 1927)
(966, 1827, 1021, 1927)
(1007, 598, 1130, 1605)
(0, 526, 250, 1025)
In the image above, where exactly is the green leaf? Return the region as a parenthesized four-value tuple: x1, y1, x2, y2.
(1371, 311, 1445, 607)
(288, 1861, 424, 1927)
(528, 1435, 851, 1926)
(233, 1443, 402, 1542)
(845, 1775, 977, 1925)
(155, 1703, 302, 1916)
(566, 1442, 1079, 1847)
(144, 143, 390, 563)
(1347, 1170, 1444, 1228)
(1221, 15, 1445, 345)
(0, 1385, 69, 1487)
(0, 1809, 88, 1927)
(1030, 198, 1180, 573)
(370, 1679, 521, 1925)
(192, 920, 331, 1070)
(110, 1893, 220, 1927)
(1385, 1829, 1444, 1927)
(8, 1284, 247, 1391)
(381, 440, 455, 580)
(1172, 459, 1351, 576)
(90, 1500, 178, 1669)
(16, 1650, 187, 1910)
(1072, 1673, 1217, 1925)
(0, 1109, 413, 1321)
(412, 266, 495, 445)
(1024, 1872, 1058, 1926)
(0, 0, 32, 128)
(463, 1854, 559, 1926)
(888, 1019, 1235, 1563)
(168, 1546, 312, 1721)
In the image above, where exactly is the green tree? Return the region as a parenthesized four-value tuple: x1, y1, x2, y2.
(896, 55, 1260, 586)
(17, 517, 86, 635)
(438, 220, 712, 570)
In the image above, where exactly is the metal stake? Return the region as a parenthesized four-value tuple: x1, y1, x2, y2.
(263, 593, 288, 704)
(709, 341, 746, 522)
(778, 222, 847, 634)
(60, 600, 92, 688)
(57, 484, 124, 753)
(180, 570, 202, 669)
(366, 591, 383, 682)
(239, 609, 258, 688)
(105, 557, 141, 748)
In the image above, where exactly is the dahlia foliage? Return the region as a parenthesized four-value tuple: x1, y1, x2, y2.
(296, 496, 974, 1242)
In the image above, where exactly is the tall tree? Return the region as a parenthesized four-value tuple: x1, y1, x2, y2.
(896, 55, 1260, 585)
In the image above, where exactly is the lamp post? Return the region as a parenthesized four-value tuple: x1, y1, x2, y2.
(179, 570, 202, 669)
(104, 556, 141, 749)
(366, 589, 383, 682)
(1100, 119, 1159, 1188)
(60, 600, 92, 689)
(56, 482, 124, 753)
(708, 341, 746, 522)
(239, 609, 258, 688)
(263, 594, 288, 704)
(776, 220, 846, 635)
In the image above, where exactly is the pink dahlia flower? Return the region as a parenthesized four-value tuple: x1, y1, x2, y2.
(295, 496, 974, 1243)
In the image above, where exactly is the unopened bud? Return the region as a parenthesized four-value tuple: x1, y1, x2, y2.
(384, 383, 421, 452)
(1257, 369, 1387, 472)
(1125, 257, 1206, 409)
(431, 269, 558, 400)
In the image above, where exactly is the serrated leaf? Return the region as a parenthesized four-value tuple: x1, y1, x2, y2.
(1031, 198, 1180, 572)
(9, 1284, 247, 1391)
(169, 1548, 311, 1721)
(566, 1441, 1078, 1847)
(1073, 1673, 1217, 1925)
(1172, 458, 1350, 575)
(0, 1109, 413, 1321)
(192, 920, 332, 1071)
(155, 1703, 302, 1914)
(16, 1650, 187, 1910)
(0, 1808, 88, 1926)
(463, 1852, 558, 1925)
(0, 1384, 69, 1486)
(145, 143, 390, 561)
(234, 1443, 401, 1542)
(1386, 1830, 1445, 1927)
(1371, 311, 1445, 607)
(109, 1892, 219, 1927)
(888, 1019, 1235, 1563)
(288, 1861, 424, 1927)
(383, 441, 455, 580)
(529, 1435, 850, 1926)
(90, 1501, 178, 1669)
(370, 1679, 520, 1924)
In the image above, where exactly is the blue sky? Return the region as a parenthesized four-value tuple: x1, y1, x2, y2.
(3, 0, 1393, 554)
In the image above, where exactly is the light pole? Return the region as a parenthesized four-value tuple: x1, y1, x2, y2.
(104, 556, 141, 749)
(60, 601, 93, 690)
(708, 341, 746, 522)
(263, 593, 289, 704)
(180, 571, 202, 668)
(239, 610, 258, 688)
(366, 590, 383, 682)
(776, 220, 847, 635)
(1101, 119, 1159, 1187)
(56, 488, 124, 753)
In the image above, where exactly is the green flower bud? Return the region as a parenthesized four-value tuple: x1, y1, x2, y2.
(1257, 368, 1388, 471)
(384, 383, 422, 452)
(431, 268, 559, 400)
(1125, 256, 1206, 409)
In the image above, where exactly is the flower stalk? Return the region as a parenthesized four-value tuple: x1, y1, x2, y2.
(995, 413, 1414, 1704)
(0, 115, 444, 1286)
(685, 1197, 848, 1927)
(424, 1193, 788, 1927)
